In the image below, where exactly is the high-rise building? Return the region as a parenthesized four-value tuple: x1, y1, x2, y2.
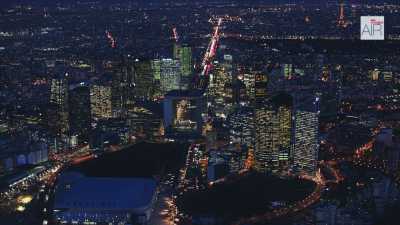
(174, 44, 193, 78)
(369, 69, 380, 81)
(151, 59, 161, 81)
(50, 74, 70, 136)
(69, 84, 91, 143)
(240, 71, 256, 101)
(282, 64, 293, 80)
(227, 106, 254, 149)
(254, 72, 268, 104)
(108, 61, 132, 117)
(133, 60, 154, 100)
(254, 105, 280, 173)
(254, 93, 293, 174)
(209, 63, 231, 104)
(173, 43, 181, 60)
(151, 59, 162, 98)
(292, 95, 319, 176)
(208, 57, 235, 118)
(160, 59, 181, 95)
(90, 83, 113, 119)
(127, 107, 163, 141)
(231, 79, 246, 104)
(163, 90, 205, 137)
(278, 103, 292, 169)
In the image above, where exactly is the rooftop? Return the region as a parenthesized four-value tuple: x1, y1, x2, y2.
(54, 173, 157, 211)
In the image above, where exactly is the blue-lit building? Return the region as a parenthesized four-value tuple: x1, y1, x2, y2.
(53, 172, 157, 225)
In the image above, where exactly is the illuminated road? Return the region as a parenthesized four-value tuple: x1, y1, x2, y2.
(149, 173, 179, 225)
(201, 17, 223, 77)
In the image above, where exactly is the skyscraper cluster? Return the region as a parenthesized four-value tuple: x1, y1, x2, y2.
(254, 92, 319, 176)
(47, 43, 195, 147)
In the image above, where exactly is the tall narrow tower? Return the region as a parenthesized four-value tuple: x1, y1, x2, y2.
(337, 0, 346, 28)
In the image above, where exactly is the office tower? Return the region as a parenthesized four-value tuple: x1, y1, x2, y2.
(151, 59, 162, 98)
(282, 64, 293, 80)
(222, 54, 234, 76)
(90, 83, 113, 119)
(69, 84, 91, 143)
(208, 57, 235, 117)
(254, 72, 268, 104)
(369, 69, 380, 81)
(227, 106, 254, 149)
(160, 59, 181, 95)
(174, 44, 193, 77)
(254, 105, 280, 173)
(314, 54, 325, 81)
(151, 59, 161, 81)
(292, 95, 319, 176)
(208, 62, 231, 103)
(254, 93, 293, 174)
(382, 71, 393, 82)
(163, 90, 205, 137)
(231, 79, 246, 104)
(278, 102, 292, 169)
(241, 71, 255, 101)
(109, 61, 131, 117)
(173, 43, 181, 60)
(127, 108, 162, 140)
(50, 74, 70, 136)
(133, 60, 154, 100)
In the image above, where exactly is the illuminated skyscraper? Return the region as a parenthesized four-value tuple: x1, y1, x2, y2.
(241, 71, 255, 101)
(278, 103, 292, 169)
(90, 83, 113, 119)
(292, 95, 319, 176)
(151, 59, 162, 98)
(108, 61, 132, 117)
(254, 93, 293, 174)
(254, 105, 280, 173)
(282, 64, 293, 80)
(69, 84, 91, 143)
(173, 43, 181, 60)
(133, 60, 154, 100)
(209, 62, 231, 104)
(151, 59, 161, 81)
(228, 106, 254, 149)
(50, 74, 70, 136)
(160, 59, 181, 95)
(208, 56, 235, 118)
(174, 44, 193, 78)
(254, 72, 268, 104)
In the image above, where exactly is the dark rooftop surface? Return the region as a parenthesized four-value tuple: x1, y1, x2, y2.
(69, 142, 188, 178)
(270, 92, 293, 108)
(165, 89, 204, 98)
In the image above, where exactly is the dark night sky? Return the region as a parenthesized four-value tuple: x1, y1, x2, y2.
(1, 0, 397, 6)
(0, 0, 396, 12)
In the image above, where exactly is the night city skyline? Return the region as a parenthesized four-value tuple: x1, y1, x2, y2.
(0, 0, 400, 225)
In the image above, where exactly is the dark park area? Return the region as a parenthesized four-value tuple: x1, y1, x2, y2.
(177, 172, 316, 221)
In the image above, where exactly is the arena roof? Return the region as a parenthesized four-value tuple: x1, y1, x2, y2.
(54, 173, 157, 211)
